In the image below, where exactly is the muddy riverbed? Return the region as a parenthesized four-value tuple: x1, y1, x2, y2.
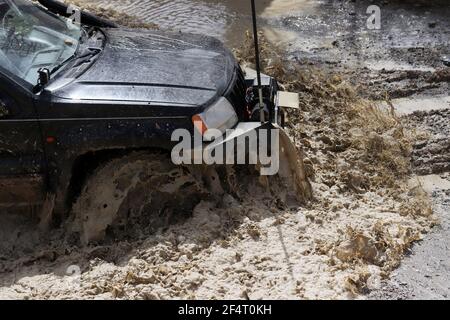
(0, 0, 448, 300)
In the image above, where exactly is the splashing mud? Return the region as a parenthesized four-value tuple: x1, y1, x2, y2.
(0, 1, 440, 300)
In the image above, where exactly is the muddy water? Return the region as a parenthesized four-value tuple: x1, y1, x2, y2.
(91, 0, 231, 38)
(89, 0, 316, 46)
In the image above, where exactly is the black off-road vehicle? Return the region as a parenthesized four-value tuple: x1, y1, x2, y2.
(0, 0, 310, 243)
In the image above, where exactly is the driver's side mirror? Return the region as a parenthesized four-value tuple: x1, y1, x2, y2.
(33, 68, 50, 93)
(38, 68, 50, 86)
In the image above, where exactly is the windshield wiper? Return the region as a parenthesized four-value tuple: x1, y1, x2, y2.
(49, 47, 101, 76)
(47, 27, 98, 76)
(33, 47, 101, 93)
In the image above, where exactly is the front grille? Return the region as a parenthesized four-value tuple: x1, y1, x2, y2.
(225, 67, 248, 121)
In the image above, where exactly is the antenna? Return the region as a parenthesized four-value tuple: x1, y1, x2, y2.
(251, 0, 265, 123)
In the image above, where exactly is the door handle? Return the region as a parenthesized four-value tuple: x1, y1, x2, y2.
(0, 100, 9, 118)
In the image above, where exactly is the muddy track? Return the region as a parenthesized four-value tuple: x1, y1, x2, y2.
(369, 181, 450, 300)
(408, 109, 450, 175)
(369, 107, 450, 300)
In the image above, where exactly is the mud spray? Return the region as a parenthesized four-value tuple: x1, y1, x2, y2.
(0, 1, 438, 299)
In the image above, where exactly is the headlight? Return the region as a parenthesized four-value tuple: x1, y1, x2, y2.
(192, 97, 238, 139)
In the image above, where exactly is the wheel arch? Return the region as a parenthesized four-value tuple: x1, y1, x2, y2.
(63, 147, 170, 213)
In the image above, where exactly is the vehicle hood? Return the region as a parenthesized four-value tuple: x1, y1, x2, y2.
(49, 29, 236, 108)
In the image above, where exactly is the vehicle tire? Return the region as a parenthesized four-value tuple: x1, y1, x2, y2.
(71, 152, 208, 245)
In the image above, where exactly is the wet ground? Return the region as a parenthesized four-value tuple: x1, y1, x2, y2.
(369, 173, 450, 300)
(368, 107, 450, 300)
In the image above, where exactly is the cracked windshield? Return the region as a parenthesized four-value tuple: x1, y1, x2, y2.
(0, 0, 80, 84)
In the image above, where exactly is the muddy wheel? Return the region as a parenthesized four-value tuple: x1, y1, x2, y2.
(71, 152, 207, 245)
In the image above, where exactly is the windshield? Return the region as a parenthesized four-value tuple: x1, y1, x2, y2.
(0, 0, 81, 85)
